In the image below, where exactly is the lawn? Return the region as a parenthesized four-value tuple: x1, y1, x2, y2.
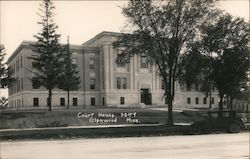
(0, 108, 193, 129)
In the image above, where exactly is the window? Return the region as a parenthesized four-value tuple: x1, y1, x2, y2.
(140, 54, 148, 68)
(116, 50, 126, 67)
(18, 79, 21, 92)
(91, 98, 95, 106)
(32, 77, 40, 89)
(33, 98, 39, 107)
(117, 59, 126, 68)
(211, 97, 214, 104)
(21, 78, 23, 90)
(22, 98, 24, 107)
(102, 97, 105, 106)
(16, 60, 19, 71)
(18, 60, 20, 71)
(194, 83, 199, 91)
(13, 63, 16, 73)
(89, 57, 95, 69)
(117, 61, 126, 68)
(203, 97, 207, 104)
(32, 61, 36, 68)
(195, 97, 199, 104)
(16, 79, 19, 92)
(90, 78, 95, 90)
(73, 98, 78, 106)
(16, 61, 18, 72)
(14, 81, 16, 93)
(20, 56, 23, 68)
(117, 77, 121, 89)
(117, 77, 127, 89)
(72, 59, 77, 65)
(187, 97, 191, 104)
(122, 77, 127, 89)
(186, 85, 191, 91)
(120, 97, 125, 105)
(212, 85, 215, 92)
(60, 98, 65, 106)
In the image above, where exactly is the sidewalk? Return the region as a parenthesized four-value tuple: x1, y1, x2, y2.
(0, 123, 192, 140)
(0, 123, 162, 133)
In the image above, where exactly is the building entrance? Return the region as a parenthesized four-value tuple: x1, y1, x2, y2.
(140, 89, 152, 105)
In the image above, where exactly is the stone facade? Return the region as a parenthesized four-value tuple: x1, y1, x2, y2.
(7, 31, 219, 109)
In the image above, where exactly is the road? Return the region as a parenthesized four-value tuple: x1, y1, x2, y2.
(0, 133, 249, 159)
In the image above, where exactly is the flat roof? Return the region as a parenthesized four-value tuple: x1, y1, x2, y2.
(7, 41, 99, 64)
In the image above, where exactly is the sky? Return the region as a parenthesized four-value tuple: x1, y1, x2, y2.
(0, 0, 249, 97)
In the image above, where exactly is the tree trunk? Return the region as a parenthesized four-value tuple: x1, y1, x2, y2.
(48, 89, 52, 111)
(226, 95, 229, 109)
(165, 78, 174, 126)
(167, 99, 174, 126)
(67, 90, 70, 109)
(229, 96, 233, 110)
(167, 93, 174, 126)
(218, 94, 224, 118)
(209, 88, 212, 109)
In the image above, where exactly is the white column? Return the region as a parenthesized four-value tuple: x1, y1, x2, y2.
(133, 55, 137, 90)
(155, 70, 159, 91)
(103, 45, 110, 91)
(130, 57, 133, 90)
(152, 65, 156, 91)
(109, 45, 113, 90)
(99, 47, 103, 91)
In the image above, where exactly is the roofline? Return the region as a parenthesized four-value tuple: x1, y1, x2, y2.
(82, 31, 124, 46)
(7, 31, 125, 64)
(7, 41, 99, 64)
(7, 41, 35, 64)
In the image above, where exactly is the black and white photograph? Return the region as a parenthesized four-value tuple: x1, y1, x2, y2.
(0, 0, 249, 158)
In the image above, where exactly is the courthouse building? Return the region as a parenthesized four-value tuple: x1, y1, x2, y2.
(7, 31, 219, 109)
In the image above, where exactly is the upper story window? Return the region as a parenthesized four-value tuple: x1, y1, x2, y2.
(194, 83, 199, 91)
(117, 77, 121, 89)
(13, 63, 16, 73)
(122, 77, 127, 89)
(72, 58, 77, 65)
(16, 60, 19, 71)
(186, 85, 191, 91)
(117, 61, 126, 68)
(116, 49, 126, 68)
(117, 77, 127, 89)
(32, 61, 36, 68)
(90, 78, 95, 90)
(212, 85, 215, 92)
(140, 54, 148, 68)
(89, 57, 95, 69)
(20, 56, 23, 68)
(21, 78, 23, 90)
(32, 77, 40, 89)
